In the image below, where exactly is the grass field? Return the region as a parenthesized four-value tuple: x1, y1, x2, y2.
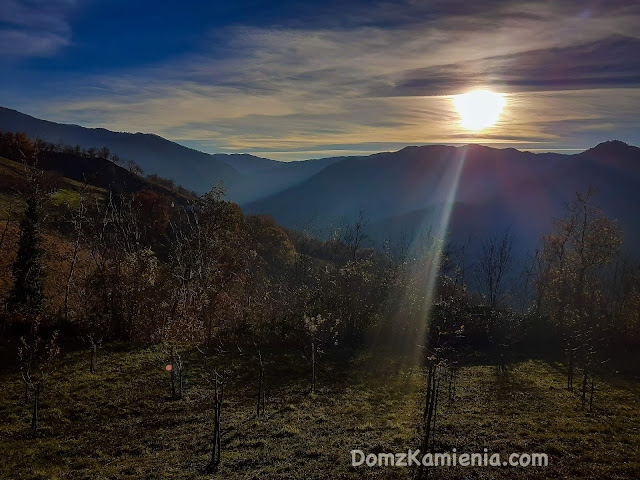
(0, 343, 638, 479)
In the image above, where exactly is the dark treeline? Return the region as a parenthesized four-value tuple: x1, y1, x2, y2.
(0, 131, 198, 199)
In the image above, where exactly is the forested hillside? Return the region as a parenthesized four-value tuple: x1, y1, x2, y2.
(0, 132, 639, 479)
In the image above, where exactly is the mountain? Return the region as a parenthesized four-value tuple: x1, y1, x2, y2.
(3, 106, 639, 253)
(0, 106, 247, 194)
(245, 142, 640, 251)
(0, 106, 348, 203)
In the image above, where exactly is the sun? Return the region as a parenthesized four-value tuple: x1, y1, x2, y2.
(452, 90, 506, 131)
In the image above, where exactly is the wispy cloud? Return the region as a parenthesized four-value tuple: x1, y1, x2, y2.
(0, 0, 76, 57)
(5, 0, 640, 159)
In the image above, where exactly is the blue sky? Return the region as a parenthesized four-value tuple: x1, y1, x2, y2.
(1, 0, 639, 160)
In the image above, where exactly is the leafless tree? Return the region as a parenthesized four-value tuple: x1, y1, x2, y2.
(18, 320, 60, 435)
(475, 228, 514, 309)
(342, 209, 369, 262)
(80, 332, 102, 374)
(63, 189, 86, 323)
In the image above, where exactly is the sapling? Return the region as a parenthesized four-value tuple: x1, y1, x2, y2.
(18, 320, 60, 436)
(206, 369, 225, 472)
(302, 313, 339, 394)
(417, 355, 441, 480)
(163, 343, 184, 400)
(81, 332, 102, 374)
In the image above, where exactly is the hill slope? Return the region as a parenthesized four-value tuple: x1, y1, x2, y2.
(0, 106, 247, 194)
(0, 107, 345, 202)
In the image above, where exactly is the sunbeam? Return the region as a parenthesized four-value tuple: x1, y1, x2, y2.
(384, 147, 468, 364)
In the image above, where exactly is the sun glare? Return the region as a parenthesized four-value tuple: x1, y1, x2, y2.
(452, 90, 506, 131)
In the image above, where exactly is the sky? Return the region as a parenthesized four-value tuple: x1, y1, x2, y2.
(1, 0, 639, 161)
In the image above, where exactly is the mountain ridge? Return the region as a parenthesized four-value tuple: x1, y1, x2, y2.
(2, 105, 639, 252)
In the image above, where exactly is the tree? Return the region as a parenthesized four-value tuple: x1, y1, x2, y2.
(18, 319, 60, 435)
(63, 189, 86, 323)
(167, 186, 249, 344)
(302, 313, 339, 393)
(475, 228, 514, 310)
(99, 146, 110, 159)
(536, 189, 622, 397)
(342, 209, 369, 262)
(8, 194, 45, 316)
(127, 160, 144, 176)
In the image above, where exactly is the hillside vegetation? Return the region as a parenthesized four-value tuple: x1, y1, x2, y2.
(0, 132, 639, 479)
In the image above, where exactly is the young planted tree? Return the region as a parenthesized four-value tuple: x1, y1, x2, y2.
(18, 320, 60, 435)
(302, 313, 339, 394)
(417, 354, 443, 480)
(80, 332, 102, 374)
(163, 343, 184, 400)
(205, 367, 228, 472)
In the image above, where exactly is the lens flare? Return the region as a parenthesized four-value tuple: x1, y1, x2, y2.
(379, 147, 469, 365)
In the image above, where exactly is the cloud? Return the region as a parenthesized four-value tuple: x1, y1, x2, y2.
(0, 0, 76, 57)
(7, 0, 640, 158)
(380, 35, 640, 96)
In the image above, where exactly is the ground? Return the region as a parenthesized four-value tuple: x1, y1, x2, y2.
(0, 343, 638, 479)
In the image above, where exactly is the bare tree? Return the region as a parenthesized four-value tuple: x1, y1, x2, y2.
(127, 160, 144, 176)
(205, 365, 228, 472)
(63, 189, 86, 323)
(301, 313, 339, 394)
(80, 332, 102, 374)
(475, 228, 514, 309)
(341, 209, 369, 262)
(163, 343, 184, 400)
(18, 320, 60, 435)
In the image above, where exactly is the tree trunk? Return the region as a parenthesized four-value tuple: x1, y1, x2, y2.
(432, 372, 440, 448)
(170, 367, 176, 399)
(581, 366, 588, 410)
(257, 356, 264, 417)
(31, 387, 39, 435)
(208, 381, 222, 471)
(567, 346, 574, 391)
(311, 341, 316, 394)
(90, 344, 96, 374)
(418, 365, 438, 480)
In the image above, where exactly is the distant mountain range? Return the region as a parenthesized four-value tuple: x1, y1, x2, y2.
(246, 141, 640, 251)
(2, 106, 639, 251)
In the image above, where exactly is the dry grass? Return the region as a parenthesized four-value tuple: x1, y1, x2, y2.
(0, 344, 638, 479)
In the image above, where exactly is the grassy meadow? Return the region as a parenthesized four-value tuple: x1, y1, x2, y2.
(0, 343, 638, 479)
